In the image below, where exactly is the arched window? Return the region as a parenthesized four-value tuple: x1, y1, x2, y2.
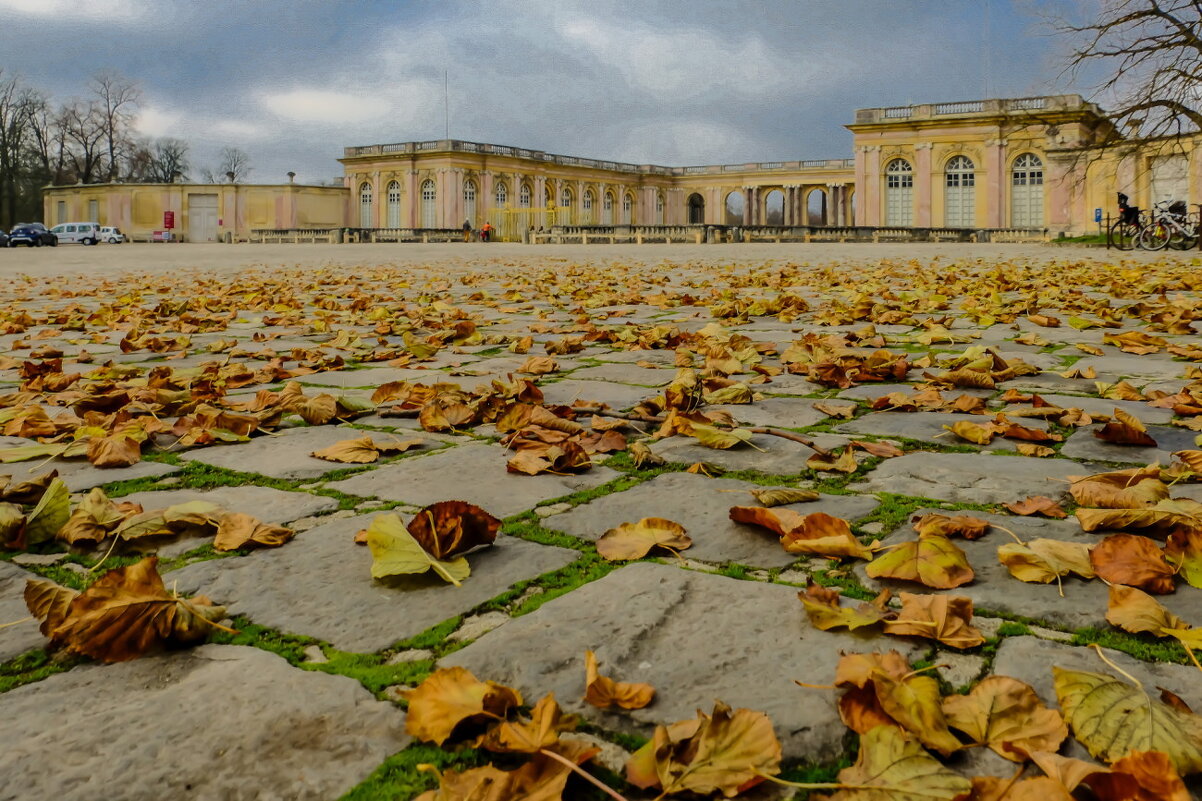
(602, 191, 614, 225)
(583, 189, 594, 224)
(944, 155, 975, 227)
(621, 192, 633, 225)
(885, 159, 913, 226)
(494, 182, 508, 208)
(687, 193, 705, 224)
(519, 184, 531, 208)
(359, 182, 373, 228)
(544, 185, 553, 207)
(560, 187, 572, 209)
(655, 192, 665, 224)
(386, 181, 401, 228)
(1011, 153, 1044, 227)
(463, 179, 477, 226)
(724, 191, 745, 225)
(421, 179, 437, 228)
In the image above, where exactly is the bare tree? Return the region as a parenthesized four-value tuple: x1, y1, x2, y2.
(1056, 0, 1202, 140)
(60, 100, 107, 184)
(24, 92, 71, 186)
(214, 146, 251, 182)
(90, 71, 140, 182)
(0, 71, 30, 227)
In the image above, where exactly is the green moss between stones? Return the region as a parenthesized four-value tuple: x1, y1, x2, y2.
(0, 649, 80, 693)
(1071, 627, 1195, 666)
(339, 743, 488, 800)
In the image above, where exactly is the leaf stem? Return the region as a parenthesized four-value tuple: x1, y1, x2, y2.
(1090, 643, 1144, 689)
(537, 748, 628, 801)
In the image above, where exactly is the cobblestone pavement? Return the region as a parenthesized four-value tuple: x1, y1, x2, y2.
(0, 243, 1200, 799)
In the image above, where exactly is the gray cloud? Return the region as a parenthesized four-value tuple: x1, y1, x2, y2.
(0, 0, 1087, 183)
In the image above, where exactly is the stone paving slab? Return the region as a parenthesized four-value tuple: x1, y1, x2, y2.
(1059, 424, 1198, 465)
(181, 425, 446, 481)
(537, 379, 655, 409)
(569, 364, 674, 386)
(836, 411, 1050, 452)
(169, 514, 579, 652)
(1074, 354, 1187, 381)
(326, 442, 619, 518)
(545, 472, 879, 568)
(854, 508, 1199, 629)
(442, 562, 924, 760)
(998, 394, 1174, 425)
(119, 485, 339, 522)
(997, 373, 1102, 394)
(650, 432, 849, 474)
(595, 349, 678, 365)
(21, 458, 182, 492)
(295, 366, 435, 388)
(710, 397, 829, 429)
(850, 452, 1087, 504)
(994, 636, 1202, 712)
(0, 644, 409, 801)
(0, 561, 46, 661)
(836, 383, 995, 401)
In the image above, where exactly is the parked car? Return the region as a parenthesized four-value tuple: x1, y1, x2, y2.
(0, 230, 7, 248)
(8, 223, 56, 247)
(49, 222, 100, 245)
(98, 226, 125, 244)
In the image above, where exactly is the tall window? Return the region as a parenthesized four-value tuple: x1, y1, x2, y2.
(386, 181, 401, 228)
(602, 191, 614, 225)
(583, 189, 594, 224)
(1011, 153, 1044, 227)
(359, 182, 373, 228)
(944, 155, 975, 227)
(463, 179, 477, 225)
(655, 192, 665, 224)
(495, 182, 508, 207)
(421, 179, 436, 228)
(87, 199, 99, 222)
(621, 192, 633, 224)
(561, 187, 572, 209)
(519, 183, 531, 207)
(884, 159, 913, 226)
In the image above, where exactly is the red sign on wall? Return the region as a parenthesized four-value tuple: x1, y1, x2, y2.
(163, 211, 175, 229)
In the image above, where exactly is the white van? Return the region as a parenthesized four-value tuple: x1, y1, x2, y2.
(49, 222, 101, 245)
(98, 226, 125, 244)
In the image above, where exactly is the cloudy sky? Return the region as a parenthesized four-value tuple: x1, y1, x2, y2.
(0, 0, 1098, 184)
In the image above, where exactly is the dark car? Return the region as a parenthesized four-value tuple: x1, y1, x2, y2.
(0, 230, 7, 248)
(8, 223, 57, 247)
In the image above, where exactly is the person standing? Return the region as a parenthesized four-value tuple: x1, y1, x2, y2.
(481, 221, 493, 242)
(462, 219, 473, 242)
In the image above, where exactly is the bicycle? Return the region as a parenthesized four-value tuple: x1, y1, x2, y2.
(1108, 192, 1145, 250)
(1138, 200, 1199, 251)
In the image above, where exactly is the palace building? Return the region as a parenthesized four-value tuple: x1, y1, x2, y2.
(43, 93, 1201, 242)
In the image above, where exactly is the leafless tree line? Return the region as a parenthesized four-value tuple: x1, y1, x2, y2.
(0, 70, 251, 227)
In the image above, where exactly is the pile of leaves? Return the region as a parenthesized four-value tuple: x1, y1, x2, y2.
(0, 469, 292, 554)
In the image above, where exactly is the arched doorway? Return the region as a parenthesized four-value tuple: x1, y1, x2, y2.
(724, 191, 744, 225)
(944, 155, 976, 227)
(764, 189, 784, 225)
(807, 188, 828, 226)
(687, 193, 705, 224)
(885, 159, 913, 226)
(359, 182, 373, 228)
(386, 181, 401, 228)
(420, 179, 437, 228)
(1010, 153, 1043, 227)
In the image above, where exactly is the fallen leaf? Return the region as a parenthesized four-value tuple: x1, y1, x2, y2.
(690, 424, 754, 449)
(402, 666, 523, 746)
(749, 487, 819, 506)
(944, 420, 998, 445)
(866, 534, 975, 589)
(32, 557, 226, 662)
(912, 513, 990, 540)
(1089, 533, 1177, 594)
(584, 650, 655, 710)
(365, 513, 471, 586)
(1070, 466, 1168, 509)
(799, 582, 893, 632)
(475, 692, 575, 753)
(517, 356, 558, 375)
(1005, 496, 1068, 518)
(1015, 442, 1057, 457)
(1053, 666, 1202, 773)
(23, 578, 78, 636)
(1166, 528, 1202, 589)
(311, 435, 386, 463)
(883, 592, 986, 649)
(596, 517, 691, 561)
(997, 538, 1095, 584)
(406, 500, 500, 560)
(212, 512, 293, 551)
(624, 701, 781, 797)
(824, 724, 971, 799)
(814, 400, 857, 419)
(1094, 408, 1158, 447)
(942, 675, 1068, 760)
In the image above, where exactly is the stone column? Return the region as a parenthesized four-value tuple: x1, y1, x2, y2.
(406, 169, 418, 228)
(913, 144, 932, 227)
(982, 139, 1006, 228)
(481, 172, 493, 222)
(533, 175, 546, 228)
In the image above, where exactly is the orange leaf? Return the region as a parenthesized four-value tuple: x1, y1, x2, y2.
(584, 650, 655, 710)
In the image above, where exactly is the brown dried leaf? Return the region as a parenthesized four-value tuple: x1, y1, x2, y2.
(584, 650, 655, 710)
